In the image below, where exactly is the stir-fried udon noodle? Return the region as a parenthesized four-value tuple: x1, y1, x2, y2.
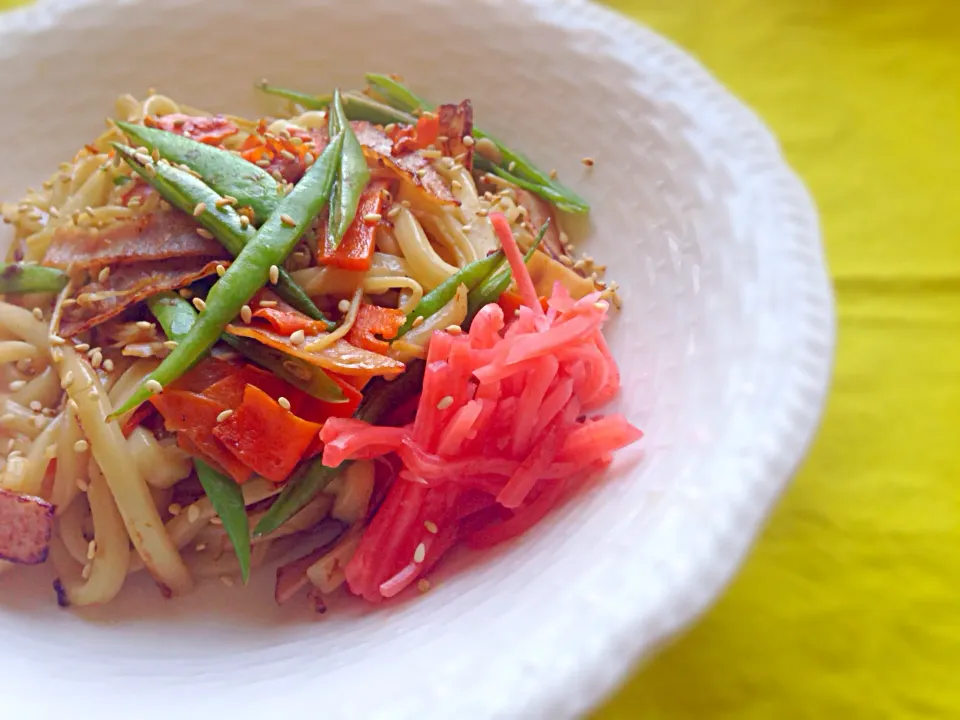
(0, 76, 637, 611)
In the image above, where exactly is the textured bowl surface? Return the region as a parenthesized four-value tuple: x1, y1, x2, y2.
(0, 0, 834, 718)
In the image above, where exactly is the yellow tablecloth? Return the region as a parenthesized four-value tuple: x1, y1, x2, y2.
(2, 0, 958, 717)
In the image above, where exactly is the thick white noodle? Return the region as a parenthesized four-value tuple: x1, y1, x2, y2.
(51, 404, 86, 515)
(392, 207, 458, 290)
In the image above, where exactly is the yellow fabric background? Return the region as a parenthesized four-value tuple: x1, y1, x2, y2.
(2, 0, 957, 717)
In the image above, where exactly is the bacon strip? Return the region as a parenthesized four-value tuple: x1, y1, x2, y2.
(437, 100, 474, 171)
(44, 211, 224, 270)
(60, 258, 227, 337)
(0, 489, 54, 564)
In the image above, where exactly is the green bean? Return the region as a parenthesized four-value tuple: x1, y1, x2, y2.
(116, 121, 282, 223)
(327, 90, 370, 249)
(145, 294, 253, 582)
(363, 73, 589, 213)
(147, 291, 345, 404)
(257, 83, 417, 126)
(395, 250, 504, 337)
(114, 144, 331, 327)
(0, 263, 67, 294)
(111, 131, 344, 419)
(253, 359, 426, 537)
(465, 220, 549, 326)
(195, 459, 252, 583)
(220, 335, 345, 402)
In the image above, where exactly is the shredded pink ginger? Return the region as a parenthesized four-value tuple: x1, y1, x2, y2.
(321, 212, 642, 602)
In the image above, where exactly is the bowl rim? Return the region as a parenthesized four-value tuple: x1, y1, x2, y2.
(0, 0, 835, 717)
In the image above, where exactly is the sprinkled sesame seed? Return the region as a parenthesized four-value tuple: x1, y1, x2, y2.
(424, 520, 438, 534)
(549, 168, 558, 179)
(90, 350, 103, 369)
(436, 396, 454, 410)
(303, 152, 315, 166)
(239, 215, 251, 228)
(240, 305, 253, 324)
(289, 329, 306, 345)
(31, 307, 44, 321)
(194, 542, 207, 552)
(163, 340, 178, 350)
(581, 157, 595, 167)
(476, 208, 489, 217)
(179, 287, 193, 298)
(256, 159, 271, 167)
(269, 264, 280, 284)
(386, 205, 402, 219)
(445, 325, 463, 335)
(221, 575, 234, 587)
(594, 301, 609, 311)
(168, 503, 182, 516)
(412, 316, 424, 328)
(193, 202, 207, 216)
(8, 380, 25, 391)
(462, 135, 475, 147)
(49, 334, 65, 346)
(216, 409, 234, 423)
(86, 346, 100, 358)
(60, 368, 75, 388)
(145, 379, 163, 394)
(417, 579, 431, 592)
(413, 543, 426, 563)
(259, 300, 278, 308)
(280, 214, 296, 227)
(103, 358, 114, 372)
(87, 540, 97, 560)
(192, 297, 206, 312)
(416, 167, 428, 177)
(28, 400, 42, 412)
(197, 228, 214, 239)
(187, 505, 200, 524)
(134, 321, 153, 330)
(363, 212, 382, 223)
(277, 396, 291, 410)
(81, 563, 92, 580)
(210, 517, 223, 526)
(337, 299, 351, 313)
(216, 263, 226, 277)
(461, 224, 472, 233)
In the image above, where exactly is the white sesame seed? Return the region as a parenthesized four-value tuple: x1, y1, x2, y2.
(103, 359, 114, 372)
(461, 224, 472, 233)
(240, 305, 253, 324)
(73, 342, 90, 352)
(462, 135, 475, 147)
(31, 307, 44, 321)
(386, 205, 402, 219)
(145, 379, 163, 394)
(60, 371, 74, 389)
(197, 228, 214, 239)
(81, 563, 92, 580)
(436, 396, 454, 411)
(413, 543, 426, 563)
(581, 157, 595, 167)
(193, 202, 207, 217)
(194, 542, 207, 552)
(216, 264, 226, 277)
(163, 340, 178, 350)
(168, 503, 182, 516)
(192, 297, 206, 312)
(258, 300, 278, 308)
(424, 520, 438, 534)
(280, 214, 296, 227)
(215, 196, 235, 208)
(417, 578, 431, 592)
(90, 350, 103, 369)
(289, 329, 306, 345)
(269, 265, 280, 284)
(416, 168, 428, 177)
(216, 409, 234, 423)
(87, 540, 97, 560)
(48, 334, 65, 346)
(337, 299, 351, 313)
(187, 505, 201, 524)
(277, 396, 291, 410)
(220, 575, 234, 587)
(28, 400, 42, 412)
(239, 215, 251, 229)
(507, 161, 516, 172)
(445, 325, 462, 335)
(410, 315, 424, 329)
(179, 288, 192, 299)
(363, 212, 382, 223)
(8, 380, 25, 391)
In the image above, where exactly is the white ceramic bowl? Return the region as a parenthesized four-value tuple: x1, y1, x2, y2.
(0, 0, 834, 717)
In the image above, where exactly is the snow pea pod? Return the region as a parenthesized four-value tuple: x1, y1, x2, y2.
(326, 90, 371, 249)
(113, 144, 330, 327)
(0, 263, 67, 294)
(110, 131, 344, 419)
